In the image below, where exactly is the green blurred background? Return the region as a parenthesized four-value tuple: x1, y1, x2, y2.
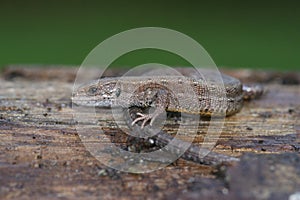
(0, 0, 299, 70)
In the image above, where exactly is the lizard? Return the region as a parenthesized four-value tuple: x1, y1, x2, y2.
(72, 68, 263, 166)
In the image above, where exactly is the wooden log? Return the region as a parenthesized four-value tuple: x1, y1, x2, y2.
(0, 65, 299, 199)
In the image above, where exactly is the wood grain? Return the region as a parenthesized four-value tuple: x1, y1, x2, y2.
(0, 66, 299, 199)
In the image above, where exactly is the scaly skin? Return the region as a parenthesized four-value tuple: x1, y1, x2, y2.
(72, 68, 263, 165)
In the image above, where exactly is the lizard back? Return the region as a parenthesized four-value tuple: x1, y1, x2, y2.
(73, 69, 244, 116)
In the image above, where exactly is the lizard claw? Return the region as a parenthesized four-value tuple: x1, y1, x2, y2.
(131, 112, 156, 129)
(130, 105, 165, 129)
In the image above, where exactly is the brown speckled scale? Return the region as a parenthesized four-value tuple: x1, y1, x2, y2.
(72, 68, 263, 165)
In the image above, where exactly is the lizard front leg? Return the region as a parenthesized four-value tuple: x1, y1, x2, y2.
(131, 89, 171, 129)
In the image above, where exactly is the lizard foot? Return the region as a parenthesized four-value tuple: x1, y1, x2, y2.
(131, 112, 158, 129)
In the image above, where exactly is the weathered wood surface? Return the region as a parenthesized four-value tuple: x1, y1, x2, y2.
(0, 66, 299, 200)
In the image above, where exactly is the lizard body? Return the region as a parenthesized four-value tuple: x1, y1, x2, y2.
(72, 68, 263, 165)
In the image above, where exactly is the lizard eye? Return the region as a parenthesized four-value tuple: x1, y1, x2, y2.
(88, 87, 98, 94)
(115, 88, 121, 97)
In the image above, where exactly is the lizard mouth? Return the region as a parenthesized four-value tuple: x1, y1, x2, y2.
(71, 95, 113, 107)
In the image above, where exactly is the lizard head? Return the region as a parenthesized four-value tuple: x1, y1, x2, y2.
(72, 78, 121, 107)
